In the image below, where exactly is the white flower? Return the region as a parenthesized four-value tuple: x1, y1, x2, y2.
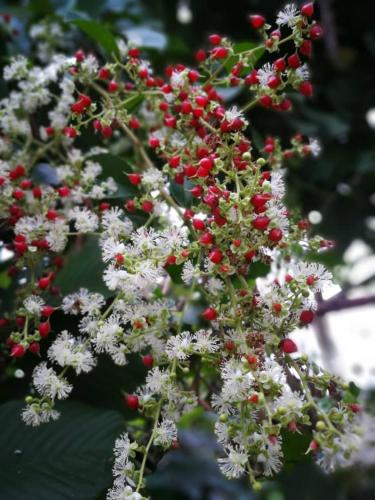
(181, 260, 198, 285)
(218, 445, 248, 478)
(80, 54, 99, 76)
(296, 63, 310, 81)
(170, 69, 187, 88)
(272, 386, 304, 414)
(22, 404, 60, 426)
(166, 331, 193, 360)
(69, 207, 99, 233)
(257, 63, 275, 87)
(290, 261, 332, 291)
(309, 137, 322, 157)
(154, 419, 177, 447)
(32, 362, 72, 399)
(102, 208, 133, 238)
(142, 167, 163, 186)
(269, 170, 286, 199)
(46, 219, 69, 252)
(194, 329, 221, 353)
(215, 421, 230, 445)
(4, 56, 29, 81)
(225, 106, 244, 122)
(206, 277, 224, 295)
(145, 367, 171, 395)
(107, 484, 144, 500)
(257, 443, 283, 476)
(94, 315, 123, 353)
(48, 331, 96, 374)
(62, 289, 105, 316)
(276, 4, 299, 27)
(24, 295, 44, 315)
(101, 237, 127, 262)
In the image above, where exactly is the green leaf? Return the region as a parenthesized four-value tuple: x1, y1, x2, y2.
(0, 270, 11, 289)
(169, 178, 193, 208)
(281, 429, 312, 466)
(248, 261, 270, 279)
(224, 41, 264, 74)
(71, 19, 120, 57)
(0, 400, 124, 500)
(122, 93, 144, 112)
(55, 236, 111, 297)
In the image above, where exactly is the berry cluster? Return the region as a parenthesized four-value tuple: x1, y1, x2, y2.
(0, 3, 363, 498)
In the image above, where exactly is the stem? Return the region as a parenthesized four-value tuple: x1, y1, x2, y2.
(136, 400, 162, 492)
(290, 359, 341, 437)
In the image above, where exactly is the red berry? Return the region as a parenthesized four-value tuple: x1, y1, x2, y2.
(38, 321, 51, 338)
(251, 194, 271, 208)
(38, 276, 50, 290)
(129, 116, 140, 129)
(12, 189, 24, 200)
(11, 344, 25, 357)
(75, 50, 85, 62)
(149, 136, 160, 148)
(107, 80, 118, 92)
(165, 255, 177, 266)
(288, 53, 301, 69)
(188, 70, 200, 83)
(46, 209, 59, 220)
(195, 49, 207, 62)
(128, 47, 140, 58)
(29, 342, 40, 355)
(142, 354, 154, 368)
(273, 58, 286, 72)
(248, 394, 259, 404)
(300, 310, 314, 324)
(280, 338, 298, 354)
(169, 156, 180, 168)
(348, 403, 362, 413)
(101, 126, 113, 138)
(209, 34, 222, 45)
(98, 67, 111, 80)
(252, 216, 270, 230)
(299, 81, 313, 97)
(224, 339, 235, 351)
(268, 228, 283, 242)
(301, 2, 314, 17)
(199, 232, 214, 245)
(63, 127, 77, 138)
(310, 24, 324, 40)
(211, 47, 228, 59)
(128, 173, 142, 185)
(9, 164, 26, 180)
(71, 101, 85, 114)
(58, 186, 70, 197)
(141, 200, 154, 213)
(125, 200, 136, 212)
(249, 14, 266, 29)
(41, 305, 54, 317)
(125, 394, 139, 410)
(268, 75, 281, 89)
(33, 186, 42, 198)
(259, 95, 273, 108)
(202, 307, 218, 321)
(299, 40, 312, 57)
(209, 249, 223, 264)
(192, 218, 206, 231)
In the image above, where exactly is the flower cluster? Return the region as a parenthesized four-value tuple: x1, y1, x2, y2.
(0, 3, 364, 498)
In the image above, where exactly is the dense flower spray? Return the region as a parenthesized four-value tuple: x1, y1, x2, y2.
(0, 3, 364, 498)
